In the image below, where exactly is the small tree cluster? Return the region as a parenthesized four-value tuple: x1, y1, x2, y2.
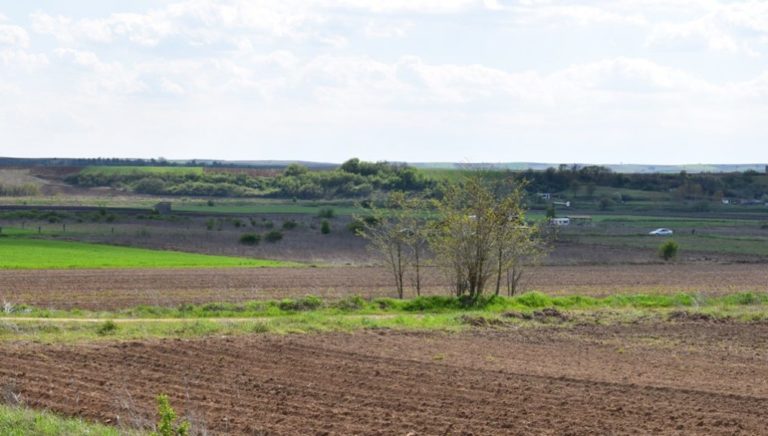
(430, 176, 544, 300)
(359, 174, 546, 300)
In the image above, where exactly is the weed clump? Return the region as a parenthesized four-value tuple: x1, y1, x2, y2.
(239, 233, 261, 246)
(659, 240, 679, 261)
(96, 320, 118, 336)
(335, 295, 366, 311)
(320, 220, 331, 234)
(318, 208, 335, 219)
(278, 296, 323, 311)
(264, 230, 283, 243)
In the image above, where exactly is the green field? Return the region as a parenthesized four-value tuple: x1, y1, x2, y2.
(0, 238, 293, 269)
(79, 166, 204, 176)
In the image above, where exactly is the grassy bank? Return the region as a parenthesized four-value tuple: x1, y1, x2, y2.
(2, 292, 768, 343)
(0, 405, 141, 436)
(0, 238, 296, 269)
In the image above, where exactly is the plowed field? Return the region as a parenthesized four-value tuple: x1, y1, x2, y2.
(2, 322, 767, 434)
(1, 263, 767, 309)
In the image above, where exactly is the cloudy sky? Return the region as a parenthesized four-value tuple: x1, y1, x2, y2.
(1, 1, 766, 164)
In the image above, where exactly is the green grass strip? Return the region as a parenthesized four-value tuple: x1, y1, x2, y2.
(0, 238, 295, 269)
(0, 405, 140, 436)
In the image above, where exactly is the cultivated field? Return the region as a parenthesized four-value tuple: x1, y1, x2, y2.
(1, 264, 767, 310)
(2, 322, 767, 434)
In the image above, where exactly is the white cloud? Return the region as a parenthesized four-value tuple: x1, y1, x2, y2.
(0, 49, 48, 68)
(647, 16, 759, 56)
(511, 4, 647, 27)
(3, 0, 768, 163)
(0, 24, 30, 47)
(364, 20, 410, 38)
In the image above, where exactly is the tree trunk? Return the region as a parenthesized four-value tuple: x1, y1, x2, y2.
(414, 245, 421, 297)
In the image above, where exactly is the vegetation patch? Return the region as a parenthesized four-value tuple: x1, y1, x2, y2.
(0, 238, 294, 269)
(0, 405, 136, 435)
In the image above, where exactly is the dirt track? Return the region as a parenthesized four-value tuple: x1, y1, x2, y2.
(1, 263, 767, 309)
(2, 322, 768, 434)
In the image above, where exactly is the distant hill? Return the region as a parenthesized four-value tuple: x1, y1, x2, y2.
(1, 157, 765, 174)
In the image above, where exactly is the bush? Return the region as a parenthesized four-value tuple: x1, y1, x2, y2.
(318, 208, 335, 218)
(282, 220, 298, 230)
(264, 230, 283, 243)
(320, 220, 331, 234)
(151, 394, 190, 436)
(96, 320, 118, 336)
(347, 219, 365, 234)
(760, 222, 768, 230)
(659, 240, 679, 261)
(278, 295, 323, 311)
(335, 295, 367, 311)
(239, 233, 261, 245)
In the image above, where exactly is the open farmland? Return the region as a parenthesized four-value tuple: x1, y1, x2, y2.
(2, 322, 768, 434)
(1, 263, 766, 310)
(2, 163, 768, 435)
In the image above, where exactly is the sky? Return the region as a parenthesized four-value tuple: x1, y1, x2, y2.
(1, 0, 767, 164)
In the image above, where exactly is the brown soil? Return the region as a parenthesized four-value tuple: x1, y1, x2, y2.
(2, 322, 767, 434)
(0, 263, 766, 310)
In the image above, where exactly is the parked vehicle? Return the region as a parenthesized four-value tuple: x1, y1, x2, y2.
(649, 228, 674, 236)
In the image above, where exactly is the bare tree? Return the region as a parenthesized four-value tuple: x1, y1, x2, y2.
(430, 174, 545, 301)
(356, 193, 412, 299)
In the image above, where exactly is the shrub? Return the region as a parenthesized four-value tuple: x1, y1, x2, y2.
(263, 220, 274, 229)
(205, 219, 215, 231)
(282, 220, 298, 230)
(320, 220, 331, 234)
(760, 222, 768, 230)
(347, 219, 365, 234)
(151, 394, 190, 436)
(278, 295, 323, 311)
(335, 295, 366, 311)
(318, 208, 335, 219)
(239, 233, 261, 245)
(96, 320, 118, 336)
(659, 240, 679, 261)
(264, 230, 283, 243)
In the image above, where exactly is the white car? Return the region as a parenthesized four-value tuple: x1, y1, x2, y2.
(649, 228, 673, 236)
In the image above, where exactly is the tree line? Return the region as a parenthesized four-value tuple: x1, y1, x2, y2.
(67, 159, 436, 199)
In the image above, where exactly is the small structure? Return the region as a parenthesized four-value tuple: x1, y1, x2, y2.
(154, 201, 172, 215)
(550, 217, 570, 226)
(721, 199, 731, 205)
(537, 193, 552, 201)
